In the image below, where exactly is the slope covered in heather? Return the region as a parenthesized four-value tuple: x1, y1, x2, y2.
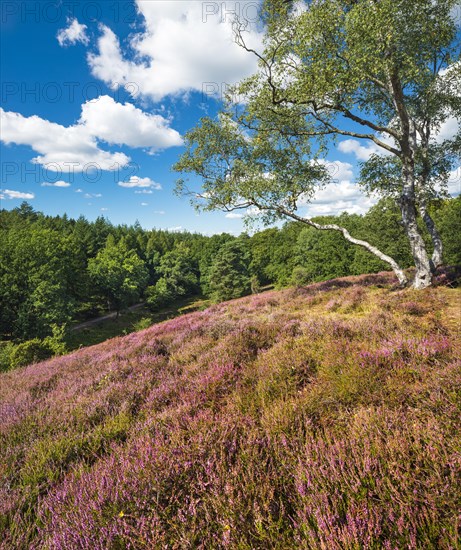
(1, 273, 460, 549)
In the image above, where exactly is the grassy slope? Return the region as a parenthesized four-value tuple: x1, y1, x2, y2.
(0, 272, 460, 549)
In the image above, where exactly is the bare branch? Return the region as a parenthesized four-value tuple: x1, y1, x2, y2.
(273, 206, 408, 285)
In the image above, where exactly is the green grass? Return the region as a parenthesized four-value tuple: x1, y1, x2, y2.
(66, 295, 209, 350)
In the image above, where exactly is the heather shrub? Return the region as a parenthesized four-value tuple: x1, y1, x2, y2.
(291, 407, 461, 549)
(399, 300, 430, 315)
(379, 288, 447, 315)
(0, 276, 459, 549)
(205, 318, 235, 340)
(255, 337, 321, 399)
(20, 412, 132, 488)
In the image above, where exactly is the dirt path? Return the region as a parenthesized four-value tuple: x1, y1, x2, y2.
(71, 303, 145, 331)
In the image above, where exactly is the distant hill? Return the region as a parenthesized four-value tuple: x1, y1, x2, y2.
(1, 272, 460, 549)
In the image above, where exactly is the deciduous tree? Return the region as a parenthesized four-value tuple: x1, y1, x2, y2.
(175, 0, 460, 288)
(88, 237, 148, 315)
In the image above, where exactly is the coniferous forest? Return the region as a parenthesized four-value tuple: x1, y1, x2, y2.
(1, 197, 460, 370)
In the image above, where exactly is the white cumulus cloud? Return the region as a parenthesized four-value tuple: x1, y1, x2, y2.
(88, 1, 264, 101)
(447, 167, 461, 196)
(79, 96, 182, 151)
(118, 176, 162, 189)
(57, 18, 89, 47)
(1, 189, 35, 200)
(309, 180, 378, 216)
(0, 107, 126, 171)
(316, 159, 354, 181)
(0, 96, 181, 172)
(435, 115, 460, 143)
(300, 160, 378, 217)
(337, 139, 381, 162)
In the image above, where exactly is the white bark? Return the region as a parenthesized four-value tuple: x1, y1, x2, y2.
(388, 73, 434, 289)
(276, 207, 409, 286)
(419, 200, 443, 271)
(399, 162, 433, 289)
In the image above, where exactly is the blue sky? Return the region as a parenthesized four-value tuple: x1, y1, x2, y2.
(1, 1, 459, 233)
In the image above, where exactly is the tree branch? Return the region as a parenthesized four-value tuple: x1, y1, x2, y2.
(308, 111, 402, 156)
(273, 205, 408, 285)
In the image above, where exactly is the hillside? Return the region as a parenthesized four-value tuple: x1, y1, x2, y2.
(1, 273, 460, 549)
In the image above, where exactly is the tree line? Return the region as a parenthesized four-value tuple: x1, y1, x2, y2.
(1, 197, 459, 363)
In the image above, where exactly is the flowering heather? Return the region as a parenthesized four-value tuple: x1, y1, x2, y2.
(0, 273, 460, 549)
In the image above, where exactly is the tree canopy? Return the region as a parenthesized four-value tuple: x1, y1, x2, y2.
(88, 237, 149, 315)
(174, 0, 460, 288)
(208, 239, 252, 302)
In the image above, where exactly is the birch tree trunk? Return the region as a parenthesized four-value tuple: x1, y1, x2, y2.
(387, 72, 434, 289)
(419, 200, 443, 271)
(399, 162, 433, 289)
(418, 129, 444, 272)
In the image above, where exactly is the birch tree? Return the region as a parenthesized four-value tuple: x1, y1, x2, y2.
(175, 0, 460, 289)
(175, 113, 409, 286)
